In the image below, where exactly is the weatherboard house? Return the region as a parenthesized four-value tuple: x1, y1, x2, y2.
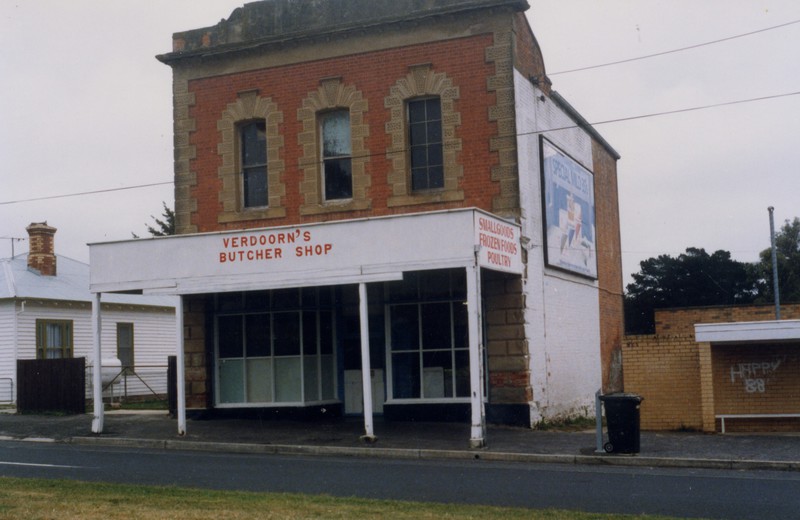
(0, 223, 175, 405)
(88, 0, 623, 445)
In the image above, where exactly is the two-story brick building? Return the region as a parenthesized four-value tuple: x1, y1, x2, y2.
(89, 0, 623, 445)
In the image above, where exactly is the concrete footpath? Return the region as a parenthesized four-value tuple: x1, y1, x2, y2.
(1, 410, 799, 472)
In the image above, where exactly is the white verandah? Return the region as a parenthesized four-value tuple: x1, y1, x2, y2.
(89, 208, 522, 447)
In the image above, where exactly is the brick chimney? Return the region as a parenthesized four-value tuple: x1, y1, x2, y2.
(26, 222, 57, 276)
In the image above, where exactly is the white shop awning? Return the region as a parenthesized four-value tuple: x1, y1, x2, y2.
(695, 320, 800, 344)
(89, 208, 522, 295)
(88, 208, 522, 445)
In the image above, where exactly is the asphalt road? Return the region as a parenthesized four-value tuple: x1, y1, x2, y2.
(1, 441, 799, 519)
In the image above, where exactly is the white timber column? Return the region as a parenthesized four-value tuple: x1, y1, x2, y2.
(91, 292, 104, 433)
(466, 263, 486, 448)
(358, 282, 376, 442)
(176, 295, 187, 436)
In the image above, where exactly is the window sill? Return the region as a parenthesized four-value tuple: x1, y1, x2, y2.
(218, 207, 287, 224)
(387, 190, 464, 208)
(300, 199, 371, 216)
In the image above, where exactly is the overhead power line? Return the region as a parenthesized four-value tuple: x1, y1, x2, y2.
(0, 181, 172, 206)
(522, 91, 800, 137)
(549, 18, 800, 76)
(1, 90, 798, 207)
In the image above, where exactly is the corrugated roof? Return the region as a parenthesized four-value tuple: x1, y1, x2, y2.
(0, 254, 174, 308)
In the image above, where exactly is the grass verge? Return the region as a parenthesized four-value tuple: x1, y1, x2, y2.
(0, 477, 697, 520)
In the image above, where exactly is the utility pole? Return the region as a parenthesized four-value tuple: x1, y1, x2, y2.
(768, 207, 781, 320)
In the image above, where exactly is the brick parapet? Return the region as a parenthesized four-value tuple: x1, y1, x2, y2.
(655, 303, 800, 335)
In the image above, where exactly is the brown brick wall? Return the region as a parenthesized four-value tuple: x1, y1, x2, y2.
(623, 334, 704, 430)
(655, 303, 800, 336)
(624, 305, 800, 431)
(593, 141, 624, 393)
(712, 344, 800, 432)
(484, 270, 531, 404)
(183, 295, 209, 409)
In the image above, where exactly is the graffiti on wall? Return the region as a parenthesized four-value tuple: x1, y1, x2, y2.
(730, 358, 785, 393)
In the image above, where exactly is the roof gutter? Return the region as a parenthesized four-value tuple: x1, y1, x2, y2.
(550, 90, 621, 160)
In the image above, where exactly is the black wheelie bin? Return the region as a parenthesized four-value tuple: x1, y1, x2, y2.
(600, 393, 643, 454)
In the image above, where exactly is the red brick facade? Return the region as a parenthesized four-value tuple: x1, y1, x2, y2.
(186, 35, 501, 232)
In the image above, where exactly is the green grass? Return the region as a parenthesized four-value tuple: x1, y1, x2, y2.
(118, 399, 168, 411)
(0, 477, 700, 520)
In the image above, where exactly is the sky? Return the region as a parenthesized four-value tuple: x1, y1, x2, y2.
(1, 0, 799, 287)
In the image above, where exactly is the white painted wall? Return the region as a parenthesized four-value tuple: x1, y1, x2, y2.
(515, 70, 602, 424)
(0, 301, 16, 402)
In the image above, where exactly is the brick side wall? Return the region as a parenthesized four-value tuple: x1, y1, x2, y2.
(183, 295, 209, 409)
(593, 140, 624, 393)
(484, 270, 531, 404)
(511, 12, 551, 95)
(624, 304, 800, 431)
(622, 334, 704, 430)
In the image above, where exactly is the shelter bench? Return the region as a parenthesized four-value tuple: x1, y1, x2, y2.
(716, 413, 800, 434)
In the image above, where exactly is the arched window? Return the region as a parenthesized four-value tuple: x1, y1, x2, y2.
(240, 120, 268, 208)
(408, 97, 443, 191)
(319, 110, 352, 201)
(217, 91, 285, 223)
(298, 78, 370, 215)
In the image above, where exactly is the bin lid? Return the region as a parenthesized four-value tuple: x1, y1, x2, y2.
(600, 392, 643, 402)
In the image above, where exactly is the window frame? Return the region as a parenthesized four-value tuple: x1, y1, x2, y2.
(384, 270, 474, 404)
(239, 119, 269, 209)
(116, 322, 134, 370)
(318, 109, 353, 202)
(214, 289, 338, 408)
(35, 319, 73, 360)
(407, 96, 444, 192)
(384, 65, 463, 208)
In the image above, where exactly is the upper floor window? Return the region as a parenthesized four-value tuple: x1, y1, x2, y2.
(385, 66, 463, 208)
(320, 110, 352, 201)
(36, 319, 73, 360)
(408, 97, 443, 191)
(240, 120, 268, 208)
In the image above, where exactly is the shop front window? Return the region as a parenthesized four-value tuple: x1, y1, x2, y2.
(386, 270, 470, 401)
(215, 288, 336, 406)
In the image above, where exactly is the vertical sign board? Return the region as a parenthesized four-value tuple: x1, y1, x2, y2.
(540, 137, 598, 279)
(474, 212, 522, 274)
